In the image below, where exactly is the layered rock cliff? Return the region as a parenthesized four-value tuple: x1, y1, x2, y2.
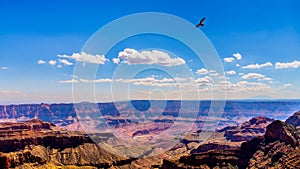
(0, 119, 132, 169)
(223, 116, 274, 142)
(244, 120, 300, 168)
(160, 120, 300, 169)
(0, 119, 93, 152)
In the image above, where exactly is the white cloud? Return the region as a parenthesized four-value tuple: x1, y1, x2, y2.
(209, 72, 220, 77)
(37, 60, 46, 65)
(59, 79, 79, 83)
(196, 68, 208, 75)
(233, 53, 242, 60)
(283, 83, 292, 88)
(58, 52, 109, 64)
(95, 79, 113, 83)
(206, 69, 219, 77)
(242, 62, 272, 69)
(58, 74, 297, 100)
(48, 60, 57, 66)
(224, 57, 235, 62)
(218, 75, 229, 80)
(223, 80, 274, 93)
(275, 60, 300, 69)
(1, 67, 8, 70)
(195, 76, 212, 84)
(112, 58, 120, 64)
(262, 77, 272, 81)
(59, 59, 73, 66)
(236, 80, 249, 86)
(116, 48, 185, 66)
(79, 78, 112, 83)
(173, 77, 189, 83)
(226, 70, 236, 75)
(57, 65, 62, 68)
(241, 73, 265, 79)
(113, 77, 179, 87)
(62, 76, 212, 88)
(236, 64, 240, 67)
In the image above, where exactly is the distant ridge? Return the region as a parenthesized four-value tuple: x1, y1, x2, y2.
(0, 101, 300, 126)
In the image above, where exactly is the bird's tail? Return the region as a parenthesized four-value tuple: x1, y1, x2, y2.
(196, 24, 204, 28)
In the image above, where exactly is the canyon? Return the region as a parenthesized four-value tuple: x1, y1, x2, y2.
(0, 101, 300, 168)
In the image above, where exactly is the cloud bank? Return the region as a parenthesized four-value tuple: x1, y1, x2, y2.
(58, 52, 109, 64)
(196, 68, 209, 75)
(114, 48, 185, 66)
(275, 60, 300, 69)
(242, 62, 272, 69)
(241, 73, 265, 79)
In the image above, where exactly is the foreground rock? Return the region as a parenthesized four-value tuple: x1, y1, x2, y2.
(245, 120, 300, 168)
(160, 120, 300, 169)
(0, 119, 94, 152)
(0, 119, 132, 168)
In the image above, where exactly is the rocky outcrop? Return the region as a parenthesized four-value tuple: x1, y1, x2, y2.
(286, 110, 300, 127)
(0, 119, 54, 131)
(161, 149, 240, 169)
(5, 143, 132, 168)
(265, 120, 300, 146)
(0, 153, 10, 169)
(160, 120, 300, 169)
(223, 116, 274, 142)
(132, 122, 173, 138)
(190, 142, 239, 154)
(0, 119, 94, 153)
(238, 120, 300, 168)
(0, 119, 134, 168)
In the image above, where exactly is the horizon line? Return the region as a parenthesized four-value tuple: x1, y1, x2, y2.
(1, 98, 300, 106)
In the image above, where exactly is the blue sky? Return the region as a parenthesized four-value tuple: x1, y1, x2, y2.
(0, 0, 300, 104)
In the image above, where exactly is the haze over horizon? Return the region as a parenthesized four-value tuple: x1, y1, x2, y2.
(1, 0, 300, 104)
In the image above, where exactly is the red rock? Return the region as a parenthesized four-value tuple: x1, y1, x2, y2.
(223, 116, 274, 142)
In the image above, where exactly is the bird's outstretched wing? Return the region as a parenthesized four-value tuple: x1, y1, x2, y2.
(200, 17, 205, 24)
(196, 17, 206, 28)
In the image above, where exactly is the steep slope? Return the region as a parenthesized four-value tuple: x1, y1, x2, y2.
(160, 120, 300, 169)
(0, 119, 132, 169)
(222, 116, 274, 142)
(286, 110, 300, 128)
(243, 120, 300, 168)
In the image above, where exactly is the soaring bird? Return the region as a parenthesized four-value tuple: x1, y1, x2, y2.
(196, 17, 206, 28)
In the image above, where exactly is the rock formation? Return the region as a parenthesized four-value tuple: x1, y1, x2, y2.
(0, 119, 133, 168)
(286, 110, 300, 128)
(160, 120, 300, 169)
(245, 120, 300, 168)
(1, 101, 299, 131)
(223, 116, 274, 142)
